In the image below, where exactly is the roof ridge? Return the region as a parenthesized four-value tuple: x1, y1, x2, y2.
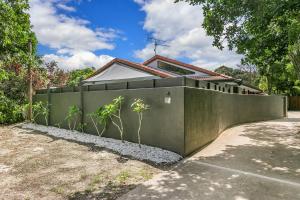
(143, 55, 231, 77)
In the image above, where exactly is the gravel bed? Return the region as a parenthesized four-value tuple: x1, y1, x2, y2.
(22, 123, 182, 164)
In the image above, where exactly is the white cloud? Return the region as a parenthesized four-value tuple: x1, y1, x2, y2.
(134, 0, 243, 69)
(29, 0, 117, 69)
(57, 3, 76, 12)
(43, 51, 114, 70)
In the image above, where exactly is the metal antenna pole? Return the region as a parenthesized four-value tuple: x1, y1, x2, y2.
(147, 36, 169, 56)
(154, 40, 157, 55)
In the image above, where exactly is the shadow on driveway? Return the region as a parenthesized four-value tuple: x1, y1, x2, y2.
(119, 112, 300, 200)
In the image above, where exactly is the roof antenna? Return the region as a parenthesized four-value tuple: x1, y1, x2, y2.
(147, 36, 169, 55)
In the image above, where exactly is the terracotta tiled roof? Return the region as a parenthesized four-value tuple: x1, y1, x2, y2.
(87, 58, 175, 79)
(143, 55, 225, 77)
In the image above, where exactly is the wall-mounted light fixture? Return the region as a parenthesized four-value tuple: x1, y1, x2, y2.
(164, 91, 171, 104)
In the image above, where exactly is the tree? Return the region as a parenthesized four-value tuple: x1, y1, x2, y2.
(289, 40, 300, 80)
(176, 0, 300, 94)
(45, 60, 69, 87)
(67, 67, 94, 86)
(0, 0, 37, 63)
(215, 65, 258, 86)
(0, 0, 39, 124)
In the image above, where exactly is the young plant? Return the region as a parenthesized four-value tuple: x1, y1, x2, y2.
(65, 105, 81, 131)
(77, 122, 87, 132)
(88, 106, 109, 136)
(102, 96, 125, 142)
(54, 123, 61, 128)
(131, 98, 150, 148)
(30, 101, 49, 125)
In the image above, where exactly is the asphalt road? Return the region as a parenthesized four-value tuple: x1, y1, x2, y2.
(119, 112, 300, 200)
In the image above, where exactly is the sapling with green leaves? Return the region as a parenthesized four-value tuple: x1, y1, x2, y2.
(102, 96, 125, 142)
(29, 101, 49, 125)
(77, 122, 87, 132)
(131, 98, 150, 148)
(65, 105, 81, 131)
(88, 106, 109, 136)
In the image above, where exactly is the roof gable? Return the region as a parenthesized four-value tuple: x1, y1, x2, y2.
(87, 58, 174, 80)
(85, 62, 156, 82)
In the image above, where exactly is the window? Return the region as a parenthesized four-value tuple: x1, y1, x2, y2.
(157, 61, 195, 75)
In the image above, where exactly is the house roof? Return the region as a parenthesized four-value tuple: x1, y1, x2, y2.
(187, 75, 235, 81)
(87, 55, 234, 82)
(87, 58, 175, 79)
(143, 55, 224, 77)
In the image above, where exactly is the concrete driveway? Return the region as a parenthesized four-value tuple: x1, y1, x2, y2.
(119, 112, 300, 200)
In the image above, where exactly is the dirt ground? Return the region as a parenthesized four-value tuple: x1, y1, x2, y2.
(0, 125, 165, 200)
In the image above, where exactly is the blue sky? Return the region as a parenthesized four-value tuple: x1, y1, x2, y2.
(29, 0, 242, 70)
(36, 0, 148, 59)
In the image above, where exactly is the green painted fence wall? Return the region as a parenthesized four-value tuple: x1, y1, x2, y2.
(33, 85, 285, 156)
(184, 87, 285, 155)
(34, 87, 185, 155)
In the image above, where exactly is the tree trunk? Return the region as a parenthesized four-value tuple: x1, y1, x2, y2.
(27, 41, 33, 121)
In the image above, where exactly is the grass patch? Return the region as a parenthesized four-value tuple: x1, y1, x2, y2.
(139, 169, 153, 180)
(50, 186, 65, 195)
(115, 170, 131, 184)
(85, 174, 103, 192)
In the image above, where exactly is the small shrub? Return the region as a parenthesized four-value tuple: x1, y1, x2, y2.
(131, 98, 150, 148)
(77, 122, 87, 132)
(65, 105, 81, 130)
(88, 106, 109, 136)
(0, 92, 23, 124)
(30, 101, 49, 125)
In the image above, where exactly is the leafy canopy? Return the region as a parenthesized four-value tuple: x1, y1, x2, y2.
(67, 68, 95, 86)
(0, 0, 37, 63)
(176, 0, 300, 94)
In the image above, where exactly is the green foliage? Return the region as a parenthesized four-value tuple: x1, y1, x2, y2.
(176, 0, 300, 94)
(30, 101, 49, 125)
(289, 40, 300, 80)
(0, 68, 9, 81)
(65, 105, 81, 131)
(102, 96, 125, 142)
(67, 68, 94, 86)
(88, 106, 110, 136)
(131, 99, 150, 148)
(131, 99, 150, 113)
(215, 65, 259, 86)
(0, 0, 37, 64)
(291, 80, 300, 95)
(77, 122, 87, 133)
(0, 65, 27, 104)
(0, 91, 23, 124)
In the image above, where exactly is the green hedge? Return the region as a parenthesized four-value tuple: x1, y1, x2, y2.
(0, 92, 24, 124)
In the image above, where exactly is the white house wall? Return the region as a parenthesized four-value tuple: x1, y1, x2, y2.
(85, 63, 156, 83)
